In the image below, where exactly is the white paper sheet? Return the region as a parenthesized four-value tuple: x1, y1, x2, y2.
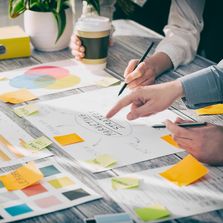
(0, 111, 52, 168)
(24, 86, 185, 172)
(98, 166, 223, 222)
(0, 158, 101, 223)
(0, 59, 102, 97)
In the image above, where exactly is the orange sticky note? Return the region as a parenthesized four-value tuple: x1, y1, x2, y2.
(161, 134, 179, 148)
(0, 162, 43, 190)
(0, 89, 37, 104)
(160, 155, 208, 186)
(54, 133, 84, 146)
(196, 104, 223, 115)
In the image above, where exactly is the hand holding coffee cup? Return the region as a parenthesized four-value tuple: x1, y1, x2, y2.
(74, 16, 111, 64)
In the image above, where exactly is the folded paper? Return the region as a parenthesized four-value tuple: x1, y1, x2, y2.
(160, 154, 208, 186)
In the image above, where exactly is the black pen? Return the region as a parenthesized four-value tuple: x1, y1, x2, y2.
(118, 42, 154, 96)
(152, 122, 207, 128)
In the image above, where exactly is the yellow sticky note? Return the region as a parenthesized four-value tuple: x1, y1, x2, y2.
(87, 154, 117, 168)
(134, 204, 170, 221)
(54, 133, 84, 146)
(96, 77, 121, 87)
(196, 104, 223, 115)
(23, 136, 52, 151)
(0, 89, 37, 104)
(14, 104, 39, 117)
(112, 177, 139, 190)
(48, 176, 75, 189)
(0, 162, 43, 191)
(161, 134, 179, 148)
(160, 155, 208, 186)
(0, 75, 7, 81)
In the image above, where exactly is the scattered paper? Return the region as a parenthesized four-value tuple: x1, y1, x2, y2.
(23, 136, 52, 151)
(134, 204, 170, 221)
(160, 155, 208, 186)
(112, 177, 140, 190)
(54, 133, 84, 146)
(13, 104, 39, 117)
(0, 162, 43, 190)
(87, 154, 117, 168)
(0, 89, 37, 104)
(196, 104, 223, 115)
(161, 134, 179, 148)
(96, 77, 121, 87)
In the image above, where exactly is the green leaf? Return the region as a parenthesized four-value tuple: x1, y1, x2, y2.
(53, 9, 66, 43)
(9, 0, 26, 18)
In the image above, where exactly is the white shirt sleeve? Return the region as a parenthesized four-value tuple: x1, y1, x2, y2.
(155, 0, 205, 69)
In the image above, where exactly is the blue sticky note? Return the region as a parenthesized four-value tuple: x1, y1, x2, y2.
(40, 165, 60, 177)
(95, 213, 133, 223)
(5, 204, 32, 216)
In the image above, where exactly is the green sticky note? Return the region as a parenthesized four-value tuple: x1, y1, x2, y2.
(24, 136, 52, 151)
(112, 177, 140, 190)
(14, 104, 38, 117)
(134, 204, 170, 221)
(87, 154, 117, 168)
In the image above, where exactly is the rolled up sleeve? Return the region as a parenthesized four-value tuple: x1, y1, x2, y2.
(155, 0, 205, 69)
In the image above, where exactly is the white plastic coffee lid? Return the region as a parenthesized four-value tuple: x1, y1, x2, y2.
(76, 16, 111, 32)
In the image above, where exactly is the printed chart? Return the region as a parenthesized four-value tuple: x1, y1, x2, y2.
(0, 158, 100, 222)
(24, 86, 185, 172)
(0, 60, 101, 97)
(98, 166, 223, 223)
(0, 111, 52, 168)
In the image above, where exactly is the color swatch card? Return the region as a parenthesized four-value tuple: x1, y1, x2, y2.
(0, 59, 102, 98)
(97, 165, 223, 223)
(0, 158, 101, 222)
(0, 111, 52, 168)
(23, 86, 185, 173)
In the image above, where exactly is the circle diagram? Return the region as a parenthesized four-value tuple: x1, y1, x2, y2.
(10, 66, 81, 90)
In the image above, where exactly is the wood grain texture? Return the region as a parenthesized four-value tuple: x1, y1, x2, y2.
(0, 1, 223, 221)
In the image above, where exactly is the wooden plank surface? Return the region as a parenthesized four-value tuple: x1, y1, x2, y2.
(1, 1, 223, 221)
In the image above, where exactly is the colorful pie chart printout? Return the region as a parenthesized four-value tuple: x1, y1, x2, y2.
(10, 66, 81, 90)
(0, 60, 101, 97)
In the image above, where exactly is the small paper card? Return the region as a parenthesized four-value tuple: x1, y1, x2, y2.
(161, 134, 179, 148)
(159, 155, 208, 186)
(112, 177, 140, 190)
(54, 133, 84, 146)
(23, 136, 52, 151)
(87, 154, 117, 168)
(96, 77, 121, 87)
(196, 104, 223, 115)
(13, 104, 39, 117)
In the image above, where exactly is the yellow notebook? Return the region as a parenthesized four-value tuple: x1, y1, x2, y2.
(0, 26, 31, 60)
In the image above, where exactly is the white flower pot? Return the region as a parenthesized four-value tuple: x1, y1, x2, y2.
(24, 8, 73, 52)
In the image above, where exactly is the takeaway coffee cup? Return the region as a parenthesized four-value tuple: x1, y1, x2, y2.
(75, 16, 111, 64)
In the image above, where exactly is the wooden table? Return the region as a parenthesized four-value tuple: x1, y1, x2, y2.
(1, 18, 223, 223)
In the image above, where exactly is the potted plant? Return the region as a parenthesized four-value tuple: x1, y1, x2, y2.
(9, 0, 74, 52)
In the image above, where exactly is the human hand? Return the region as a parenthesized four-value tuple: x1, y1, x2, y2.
(70, 34, 85, 60)
(165, 118, 223, 165)
(106, 80, 183, 120)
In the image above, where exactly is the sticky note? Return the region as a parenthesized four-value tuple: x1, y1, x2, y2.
(160, 155, 208, 186)
(134, 204, 170, 221)
(161, 134, 179, 148)
(0, 75, 7, 81)
(13, 104, 39, 117)
(0, 162, 43, 191)
(112, 177, 139, 190)
(23, 136, 52, 151)
(196, 104, 223, 115)
(0, 89, 37, 104)
(54, 133, 84, 146)
(95, 213, 133, 223)
(48, 176, 74, 189)
(96, 77, 121, 87)
(87, 154, 117, 168)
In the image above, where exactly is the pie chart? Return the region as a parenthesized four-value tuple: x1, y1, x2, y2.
(10, 66, 81, 90)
